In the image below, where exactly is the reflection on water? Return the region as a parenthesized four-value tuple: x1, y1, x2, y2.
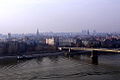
(0, 54, 120, 80)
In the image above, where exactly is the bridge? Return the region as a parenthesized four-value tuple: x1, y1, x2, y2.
(58, 47, 120, 65)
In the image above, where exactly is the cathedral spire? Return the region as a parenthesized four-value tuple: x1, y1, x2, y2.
(36, 28, 39, 36)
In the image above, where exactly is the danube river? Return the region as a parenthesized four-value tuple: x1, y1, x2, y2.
(0, 54, 120, 80)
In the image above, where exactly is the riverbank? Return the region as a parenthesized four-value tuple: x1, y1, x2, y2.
(0, 51, 64, 60)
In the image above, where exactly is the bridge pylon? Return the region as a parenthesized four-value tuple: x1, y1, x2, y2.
(91, 50, 98, 65)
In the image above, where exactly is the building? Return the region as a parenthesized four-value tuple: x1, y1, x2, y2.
(46, 37, 55, 46)
(58, 37, 76, 47)
(36, 28, 39, 37)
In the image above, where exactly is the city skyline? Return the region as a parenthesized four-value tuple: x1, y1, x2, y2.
(0, 0, 120, 33)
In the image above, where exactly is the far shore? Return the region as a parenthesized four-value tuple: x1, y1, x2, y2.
(0, 51, 64, 60)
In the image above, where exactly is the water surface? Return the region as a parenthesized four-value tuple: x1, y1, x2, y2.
(0, 54, 120, 80)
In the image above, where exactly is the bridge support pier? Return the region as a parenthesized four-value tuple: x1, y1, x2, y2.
(91, 50, 98, 65)
(69, 48, 71, 53)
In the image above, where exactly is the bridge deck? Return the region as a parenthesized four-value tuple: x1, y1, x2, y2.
(59, 47, 120, 53)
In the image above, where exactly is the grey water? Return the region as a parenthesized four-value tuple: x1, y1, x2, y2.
(0, 54, 120, 80)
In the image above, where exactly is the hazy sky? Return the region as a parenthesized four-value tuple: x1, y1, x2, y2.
(0, 0, 120, 34)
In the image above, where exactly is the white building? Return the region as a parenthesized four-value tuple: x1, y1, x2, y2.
(46, 38, 55, 46)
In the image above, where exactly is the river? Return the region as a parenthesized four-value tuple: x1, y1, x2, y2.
(0, 53, 120, 80)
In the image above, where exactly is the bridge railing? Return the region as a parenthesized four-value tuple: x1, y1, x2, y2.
(58, 47, 120, 53)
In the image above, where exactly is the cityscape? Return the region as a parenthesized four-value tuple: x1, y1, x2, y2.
(0, 29, 120, 57)
(0, 0, 120, 80)
(0, 30, 120, 80)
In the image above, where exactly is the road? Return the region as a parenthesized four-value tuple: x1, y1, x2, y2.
(59, 47, 120, 53)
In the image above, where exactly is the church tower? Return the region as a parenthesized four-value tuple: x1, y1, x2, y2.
(36, 28, 39, 36)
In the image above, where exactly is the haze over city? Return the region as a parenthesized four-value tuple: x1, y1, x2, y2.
(0, 0, 120, 34)
(0, 1, 120, 80)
